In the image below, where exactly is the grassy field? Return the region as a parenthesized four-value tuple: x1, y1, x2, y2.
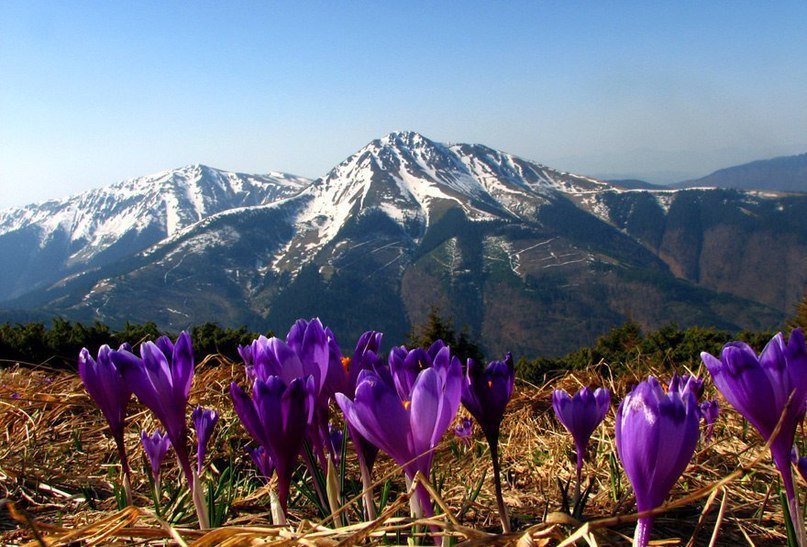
(0, 355, 797, 545)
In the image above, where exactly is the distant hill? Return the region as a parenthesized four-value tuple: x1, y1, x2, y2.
(677, 152, 807, 192)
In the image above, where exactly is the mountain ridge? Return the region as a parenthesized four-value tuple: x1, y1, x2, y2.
(1, 132, 804, 357)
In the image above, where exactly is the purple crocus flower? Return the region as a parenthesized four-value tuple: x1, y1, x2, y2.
(110, 333, 194, 482)
(248, 445, 276, 481)
(615, 377, 700, 547)
(462, 354, 515, 446)
(238, 343, 254, 367)
(336, 343, 462, 518)
(289, 319, 349, 401)
(286, 319, 346, 473)
(338, 330, 384, 519)
(669, 373, 704, 400)
(702, 329, 807, 543)
(453, 417, 473, 445)
(461, 353, 516, 531)
(283, 319, 333, 396)
(192, 406, 219, 474)
(248, 334, 327, 390)
(238, 343, 256, 382)
(141, 429, 171, 483)
(78, 344, 133, 503)
(699, 400, 719, 442)
(552, 386, 610, 498)
(327, 423, 344, 466)
(230, 375, 316, 519)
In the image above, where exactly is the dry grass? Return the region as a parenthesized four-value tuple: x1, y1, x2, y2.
(0, 357, 799, 545)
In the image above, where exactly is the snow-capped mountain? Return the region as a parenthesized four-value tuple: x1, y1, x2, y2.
(0, 165, 309, 300)
(272, 131, 613, 272)
(2, 132, 806, 357)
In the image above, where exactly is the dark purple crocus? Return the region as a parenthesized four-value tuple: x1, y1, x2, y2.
(230, 375, 315, 521)
(192, 406, 219, 474)
(327, 423, 344, 467)
(78, 344, 133, 504)
(248, 445, 276, 481)
(615, 377, 700, 547)
(552, 386, 610, 502)
(461, 353, 516, 531)
(702, 329, 807, 544)
(336, 343, 462, 519)
(453, 417, 473, 445)
(141, 429, 171, 483)
(699, 400, 719, 442)
(110, 332, 209, 528)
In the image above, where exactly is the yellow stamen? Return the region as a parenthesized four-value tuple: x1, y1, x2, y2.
(487, 380, 493, 389)
(403, 400, 411, 410)
(341, 356, 351, 373)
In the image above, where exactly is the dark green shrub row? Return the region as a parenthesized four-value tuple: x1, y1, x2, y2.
(0, 318, 267, 369)
(516, 320, 778, 385)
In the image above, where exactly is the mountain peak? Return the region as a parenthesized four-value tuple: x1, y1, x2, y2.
(378, 130, 431, 146)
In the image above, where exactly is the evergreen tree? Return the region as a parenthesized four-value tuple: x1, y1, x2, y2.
(408, 306, 484, 363)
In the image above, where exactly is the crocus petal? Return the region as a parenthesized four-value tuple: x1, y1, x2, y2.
(349, 371, 412, 466)
(230, 382, 268, 447)
(172, 332, 194, 401)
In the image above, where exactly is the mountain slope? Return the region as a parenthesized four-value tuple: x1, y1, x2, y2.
(678, 152, 807, 192)
(0, 165, 309, 300)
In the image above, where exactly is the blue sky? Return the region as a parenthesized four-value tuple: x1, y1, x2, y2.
(1, 1, 806, 207)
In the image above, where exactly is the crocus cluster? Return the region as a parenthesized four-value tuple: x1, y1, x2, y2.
(110, 333, 215, 529)
(615, 376, 700, 547)
(702, 329, 807, 544)
(231, 320, 343, 521)
(337, 341, 462, 518)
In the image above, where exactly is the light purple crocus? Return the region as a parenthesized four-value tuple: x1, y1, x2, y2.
(78, 344, 133, 504)
(615, 377, 700, 547)
(461, 353, 516, 532)
(336, 343, 462, 518)
(453, 417, 473, 445)
(702, 329, 807, 544)
(230, 375, 316, 519)
(192, 406, 218, 474)
(141, 429, 171, 483)
(699, 400, 719, 442)
(552, 386, 610, 501)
